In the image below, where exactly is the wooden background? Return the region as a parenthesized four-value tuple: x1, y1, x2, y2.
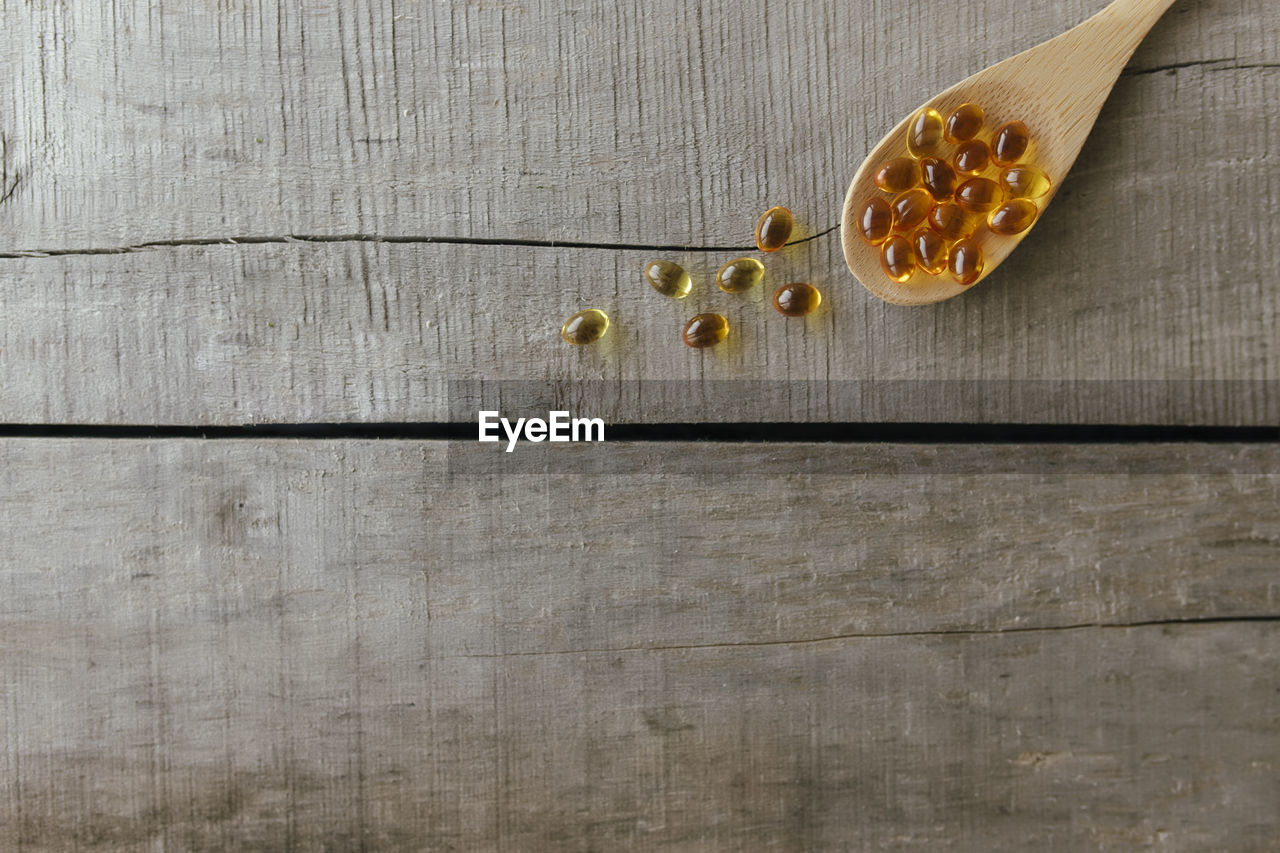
(1, 0, 1278, 849)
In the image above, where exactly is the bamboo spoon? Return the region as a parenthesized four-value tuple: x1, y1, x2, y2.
(841, 0, 1178, 305)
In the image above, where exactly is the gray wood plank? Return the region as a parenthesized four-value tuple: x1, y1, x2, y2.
(0, 0, 1274, 248)
(1, 440, 1277, 850)
(1, 235, 1277, 424)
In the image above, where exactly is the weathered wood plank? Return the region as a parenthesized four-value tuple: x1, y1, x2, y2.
(1, 230, 1277, 424)
(1, 440, 1277, 849)
(0, 0, 1273, 248)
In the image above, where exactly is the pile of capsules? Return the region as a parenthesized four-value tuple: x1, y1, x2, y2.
(560, 206, 822, 349)
(854, 102, 1051, 286)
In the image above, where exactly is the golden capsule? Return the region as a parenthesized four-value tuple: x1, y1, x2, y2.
(953, 140, 991, 176)
(755, 206, 794, 252)
(988, 199, 1039, 236)
(949, 238, 984, 286)
(716, 257, 765, 294)
(773, 282, 822, 317)
(560, 308, 610, 346)
(944, 103, 985, 143)
(857, 196, 894, 246)
(891, 188, 933, 232)
(1000, 165, 1052, 200)
(912, 227, 948, 276)
(644, 260, 693, 299)
(955, 177, 1003, 214)
(875, 158, 920, 194)
(920, 157, 958, 201)
(682, 313, 730, 349)
(880, 235, 916, 283)
(927, 203, 978, 242)
(992, 120, 1031, 167)
(906, 108, 944, 158)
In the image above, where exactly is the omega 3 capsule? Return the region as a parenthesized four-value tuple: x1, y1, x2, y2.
(716, 257, 765, 294)
(891, 188, 933, 232)
(955, 177, 1003, 214)
(880, 235, 916, 283)
(875, 158, 920, 194)
(682, 313, 730, 349)
(772, 283, 822, 317)
(907, 108, 944, 158)
(949, 238, 984, 286)
(1000, 165, 1052, 199)
(992, 120, 1031, 167)
(857, 196, 893, 246)
(953, 140, 991, 177)
(988, 199, 1039, 235)
(928, 203, 977, 242)
(920, 157, 958, 201)
(912, 227, 948, 276)
(560, 309, 610, 346)
(944, 103, 984, 143)
(644, 260, 693, 299)
(755, 206, 794, 252)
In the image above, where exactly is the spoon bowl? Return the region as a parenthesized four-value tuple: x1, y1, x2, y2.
(842, 0, 1178, 305)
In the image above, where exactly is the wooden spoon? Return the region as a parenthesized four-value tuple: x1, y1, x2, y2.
(841, 0, 1178, 305)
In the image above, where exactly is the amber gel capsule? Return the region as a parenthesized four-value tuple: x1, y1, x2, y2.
(906, 108, 944, 158)
(944, 103, 984, 143)
(875, 158, 919, 194)
(912, 227, 948, 276)
(955, 177, 1003, 214)
(949, 238, 984, 286)
(857, 196, 893, 246)
(953, 140, 991, 177)
(716, 257, 765, 294)
(920, 157, 958, 201)
(773, 283, 822, 317)
(928, 203, 977, 242)
(560, 309, 610, 346)
(682, 313, 730, 349)
(880, 235, 916, 283)
(1000, 165, 1052, 200)
(891, 188, 933, 232)
(755, 206, 794, 252)
(988, 199, 1039, 236)
(993, 121, 1031, 167)
(644, 260, 692, 298)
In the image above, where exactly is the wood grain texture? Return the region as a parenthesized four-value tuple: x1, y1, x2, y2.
(0, 0, 1276, 423)
(1, 440, 1277, 850)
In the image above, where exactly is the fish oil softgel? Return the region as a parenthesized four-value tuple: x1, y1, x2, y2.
(683, 313, 730, 348)
(755, 206, 795, 252)
(560, 309, 610, 346)
(644, 259, 693, 298)
(855, 102, 1050, 287)
(716, 257, 765, 294)
(773, 283, 822, 317)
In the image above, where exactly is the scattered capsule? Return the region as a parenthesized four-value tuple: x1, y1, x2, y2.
(955, 177, 1003, 214)
(682, 313, 730, 349)
(891, 188, 933, 232)
(906, 108, 944, 158)
(560, 309, 610, 346)
(993, 121, 1031, 167)
(880, 235, 916, 283)
(912, 227, 948, 276)
(716, 257, 765, 294)
(928, 203, 978, 242)
(1000, 165, 1052, 200)
(644, 260, 693, 299)
(988, 199, 1039, 236)
(773, 283, 822, 317)
(875, 158, 920, 194)
(953, 140, 991, 176)
(920, 157, 958, 201)
(857, 196, 894, 246)
(944, 103, 985, 143)
(949, 238, 984, 286)
(755, 206, 794, 252)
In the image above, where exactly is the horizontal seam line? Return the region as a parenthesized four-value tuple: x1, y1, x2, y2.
(0, 224, 841, 259)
